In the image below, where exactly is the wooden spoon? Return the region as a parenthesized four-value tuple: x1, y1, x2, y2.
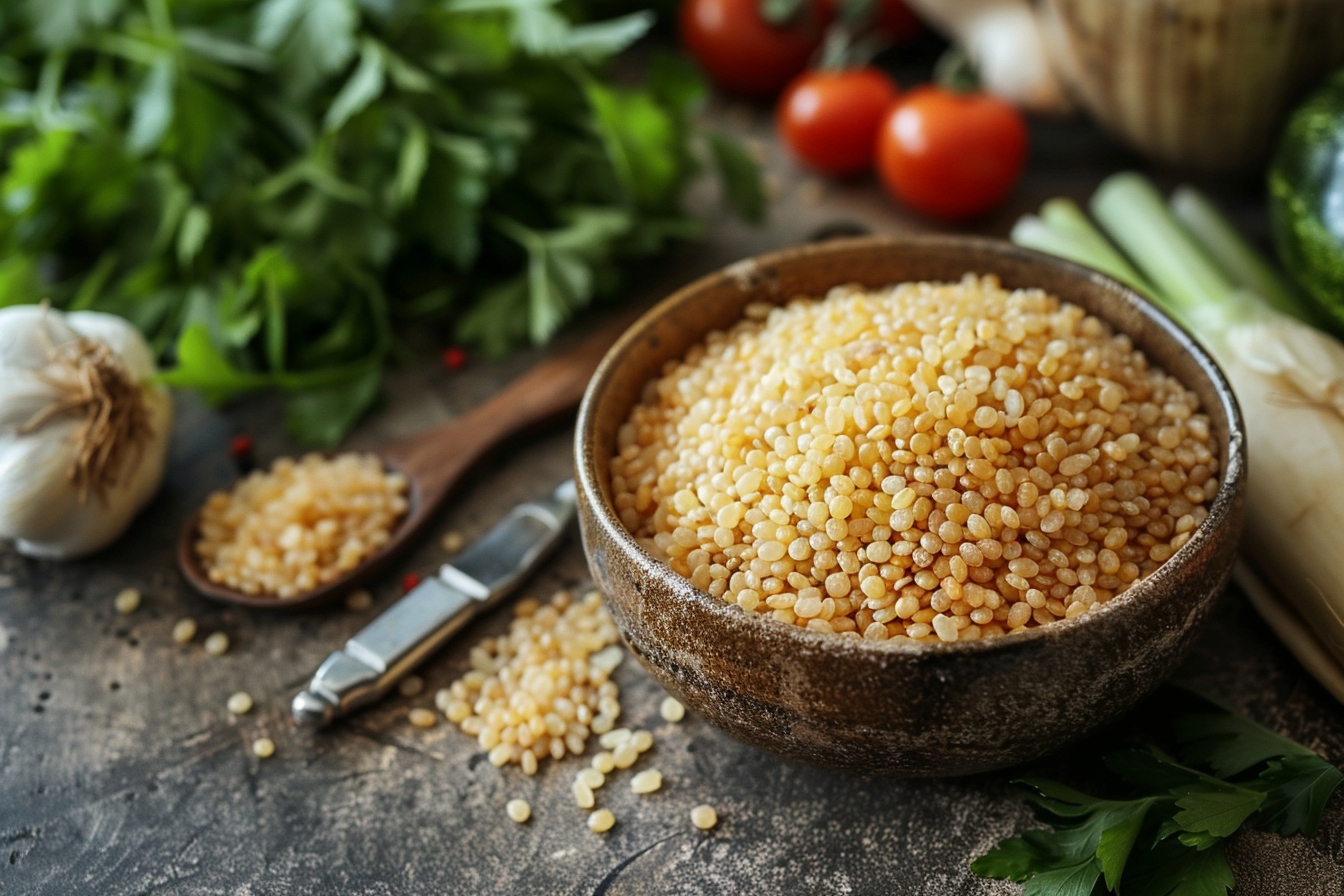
(176, 313, 634, 610)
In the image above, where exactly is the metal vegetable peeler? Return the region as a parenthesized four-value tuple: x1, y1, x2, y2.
(291, 480, 578, 729)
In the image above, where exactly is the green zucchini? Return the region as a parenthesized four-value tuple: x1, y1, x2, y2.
(1269, 69, 1344, 332)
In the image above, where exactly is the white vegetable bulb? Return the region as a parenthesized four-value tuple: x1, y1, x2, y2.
(902, 0, 1073, 115)
(0, 305, 172, 558)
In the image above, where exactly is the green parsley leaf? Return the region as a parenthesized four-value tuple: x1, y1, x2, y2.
(285, 365, 381, 447)
(707, 132, 766, 224)
(971, 685, 1342, 896)
(1124, 838, 1234, 896)
(1170, 785, 1264, 839)
(324, 39, 385, 132)
(1251, 754, 1344, 837)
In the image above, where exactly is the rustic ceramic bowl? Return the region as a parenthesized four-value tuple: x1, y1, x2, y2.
(575, 236, 1246, 776)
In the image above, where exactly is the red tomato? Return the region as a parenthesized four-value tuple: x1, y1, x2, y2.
(679, 0, 824, 99)
(875, 86, 1028, 221)
(777, 68, 899, 175)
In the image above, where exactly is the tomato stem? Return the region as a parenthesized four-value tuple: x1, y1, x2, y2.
(934, 46, 981, 94)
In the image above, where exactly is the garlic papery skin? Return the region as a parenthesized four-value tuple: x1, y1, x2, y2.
(0, 305, 172, 559)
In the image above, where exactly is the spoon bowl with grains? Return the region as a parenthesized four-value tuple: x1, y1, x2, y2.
(575, 236, 1246, 776)
(178, 316, 633, 609)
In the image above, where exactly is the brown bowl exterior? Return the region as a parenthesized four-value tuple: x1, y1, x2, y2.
(576, 236, 1246, 776)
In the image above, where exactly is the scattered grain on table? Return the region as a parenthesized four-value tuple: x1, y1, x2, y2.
(172, 618, 197, 644)
(398, 675, 424, 697)
(631, 769, 663, 794)
(113, 588, 141, 615)
(253, 737, 275, 759)
(588, 809, 615, 833)
(227, 692, 253, 715)
(691, 805, 718, 830)
(409, 708, 437, 728)
(659, 697, 685, 723)
(576, 767, 605, 790)
(506, 799, 531, 823)
(204, 632, 230, 656)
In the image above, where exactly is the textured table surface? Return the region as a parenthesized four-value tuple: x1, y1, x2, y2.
(2, 93, 1343, 896)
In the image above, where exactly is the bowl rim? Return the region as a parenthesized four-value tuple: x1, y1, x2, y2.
(575, 234, 1246, 658)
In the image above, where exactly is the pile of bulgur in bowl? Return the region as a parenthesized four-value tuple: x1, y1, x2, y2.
(608, 273, 1219, 646)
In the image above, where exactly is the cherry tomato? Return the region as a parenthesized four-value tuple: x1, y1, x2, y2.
(777, 68, 899, 175)
(679, 0, 824, 99)
(875, 85, 1028, 221)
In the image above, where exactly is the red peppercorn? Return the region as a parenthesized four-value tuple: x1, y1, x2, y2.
(442, 346, 468, 370)
(229, 434, 254, 458)
(402, 572, 421, 592)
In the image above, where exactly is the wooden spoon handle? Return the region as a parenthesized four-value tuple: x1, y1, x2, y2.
(384, 313, 634, 504)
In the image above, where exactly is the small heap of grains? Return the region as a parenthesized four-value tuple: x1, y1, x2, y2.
(441, 588, 623, 773)
(610, 276, 1218, 643)
(195, 452, 409, 599)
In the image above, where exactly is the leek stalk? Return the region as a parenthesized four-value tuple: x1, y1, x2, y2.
(1014, 173, 1344, 700)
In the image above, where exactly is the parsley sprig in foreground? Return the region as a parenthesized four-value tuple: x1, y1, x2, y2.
(972, 685, 1343, 896)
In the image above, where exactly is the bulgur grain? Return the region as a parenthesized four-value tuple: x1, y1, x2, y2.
(691, 805, 718, 830)
(441, 530, 466, 554)
(659, 697, 686, 723)
(203, 632, 230, 656)
(506, 799, 531, 823)
(398, 675, 424, 697)
(610, 276, 1217, 643)
(630, 730, 653, 753)
(577, 767, 605, 789)
(345, 589, 373, 611)
(630, 769, 663, 794)
(573, 781, 595, 809)
(588, 809, 616, 833)
(252, 737, 275, 759)
(409, 708, 437, 728)
(592, 752, 616, 774)
(612, 743, 638, 769)
(195, 453, 408, 599)
(599, 728, 632, 750)
(227, 692, 253, 715)
(172, 618, 197, 644)
(113, 587, 141, 615)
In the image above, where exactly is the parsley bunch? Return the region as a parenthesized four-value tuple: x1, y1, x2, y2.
(0, 0, 761, 443)
(972, 685, 1343, 896)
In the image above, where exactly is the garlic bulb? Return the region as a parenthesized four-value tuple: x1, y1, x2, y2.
(0, 305, 172, 558)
